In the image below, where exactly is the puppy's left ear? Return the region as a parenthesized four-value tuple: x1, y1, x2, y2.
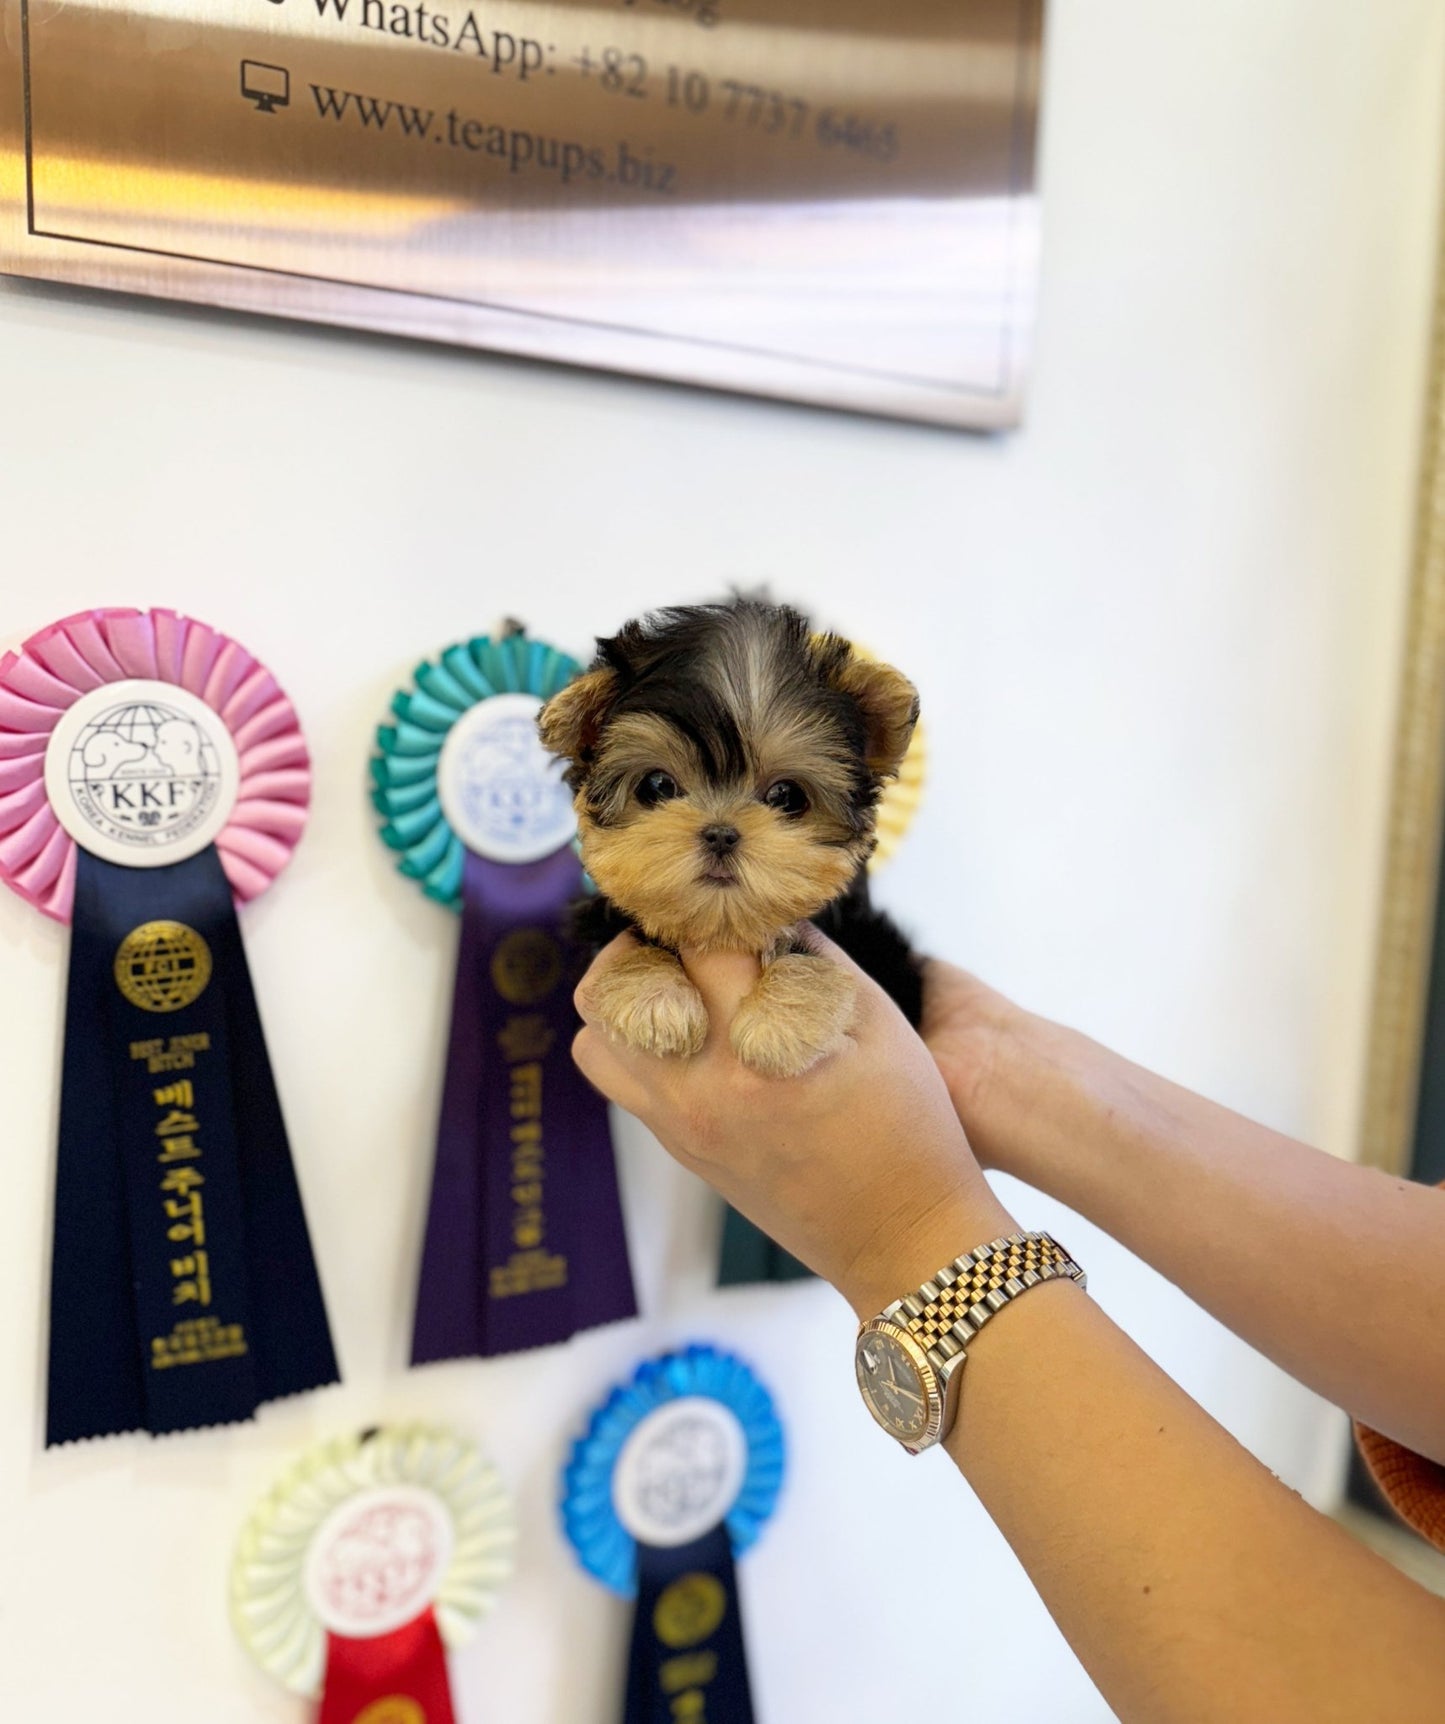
(832, 650, 920, 778)
(539, 668, 618, 765)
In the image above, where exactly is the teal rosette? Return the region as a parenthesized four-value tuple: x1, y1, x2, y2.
(371, 628, 582, 909)
(562, 1343, 785, 1597)
(371, 625, 637, 1367)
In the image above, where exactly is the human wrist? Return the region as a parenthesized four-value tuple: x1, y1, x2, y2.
(952, 1002, 1097, 1186)
(838, 1182, 1019, 1320)
(922, 964, 1042, 1171)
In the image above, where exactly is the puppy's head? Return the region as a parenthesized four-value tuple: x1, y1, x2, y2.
(540, 600, 918, 953)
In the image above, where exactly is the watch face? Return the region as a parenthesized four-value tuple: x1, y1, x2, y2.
(855, 1327, 933, 1445)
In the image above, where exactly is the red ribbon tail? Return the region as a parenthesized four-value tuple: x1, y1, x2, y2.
(319, 1607, 456, 1724)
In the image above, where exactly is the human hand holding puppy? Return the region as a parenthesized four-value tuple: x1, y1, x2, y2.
(573, 929, 1014, 1317)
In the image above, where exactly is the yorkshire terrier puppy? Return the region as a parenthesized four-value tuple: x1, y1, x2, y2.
(539, 599, 922, 1078)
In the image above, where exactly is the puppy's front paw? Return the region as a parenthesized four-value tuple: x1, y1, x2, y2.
(730, 954, 855, 1078)
(584, 946, 708, 1059)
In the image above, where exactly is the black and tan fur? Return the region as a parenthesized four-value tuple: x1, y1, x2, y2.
(539, 599, 923, 1078)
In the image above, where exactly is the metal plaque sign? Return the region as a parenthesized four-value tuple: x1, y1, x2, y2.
(0, 0, 1043, 427)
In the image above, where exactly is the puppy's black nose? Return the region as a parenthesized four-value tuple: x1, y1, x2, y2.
(701, 824, 741, 856)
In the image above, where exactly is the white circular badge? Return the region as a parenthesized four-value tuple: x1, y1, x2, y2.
(303, 1484, 456, 1641)
(437, 692, 577, 865)
(43, 680, 240, 869)
(613, 1398, 749, 1550)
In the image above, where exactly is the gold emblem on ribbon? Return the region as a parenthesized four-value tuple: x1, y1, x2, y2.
(490, 929, 562, 1006)
(653, 1573, 728, 1651)
(353, 1700, 426, 1724)
(113, 921, 213, 1013)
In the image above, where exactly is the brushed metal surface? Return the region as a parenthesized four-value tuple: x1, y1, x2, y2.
(0, 0, 1043, 427)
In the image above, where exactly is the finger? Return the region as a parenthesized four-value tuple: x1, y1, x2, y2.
(573, 930, 641, 1025)
(677, 947, 761, 1033)
(571, 1024, 652, 1119)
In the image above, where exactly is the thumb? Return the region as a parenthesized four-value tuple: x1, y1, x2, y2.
(678, 947, 761, 1033)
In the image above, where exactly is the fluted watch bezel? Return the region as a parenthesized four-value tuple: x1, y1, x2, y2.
(853, 1317, 963, 1455)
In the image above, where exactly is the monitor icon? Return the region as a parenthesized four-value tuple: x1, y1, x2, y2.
(240, 60, 290, 114)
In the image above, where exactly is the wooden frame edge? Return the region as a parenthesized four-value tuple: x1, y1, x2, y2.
(1359, 207, 1445, 1177)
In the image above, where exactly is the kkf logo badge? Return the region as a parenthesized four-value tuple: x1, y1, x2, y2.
(436, 691, 577, 866)
(45, 680, 241, 867)
(68, 697, 223, 843)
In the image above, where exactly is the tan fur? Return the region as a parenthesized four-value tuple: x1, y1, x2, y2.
(582, 942, 708, 1058)
(574, 672, 871, 954)
(579, 801, 859, 954)
(730, 953, 857, 1077)
(541, 607, 917, 1075)
(744, 712, 860, 810)
(538, 668, 617, 762)
(830, 656, 920, 777)
(587, 709, 861, 836)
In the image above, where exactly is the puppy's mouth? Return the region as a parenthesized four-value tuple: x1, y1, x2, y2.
(698, 860, 740, 887)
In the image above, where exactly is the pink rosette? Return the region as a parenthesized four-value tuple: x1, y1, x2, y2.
(0, 608, 310, 922)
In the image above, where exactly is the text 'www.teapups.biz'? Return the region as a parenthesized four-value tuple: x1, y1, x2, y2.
(306, 83, 679, 193)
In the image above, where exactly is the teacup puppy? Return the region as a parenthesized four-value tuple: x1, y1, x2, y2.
(539, 599, 921, 1078)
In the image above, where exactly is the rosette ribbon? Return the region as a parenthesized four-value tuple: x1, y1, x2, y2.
(717, 692, 929, 1288)
(373, 628, 636, 1362)
(0, 608, 338, 1444)
(563, 1344, 785, 1724)
(232, 1424, 516, 1723)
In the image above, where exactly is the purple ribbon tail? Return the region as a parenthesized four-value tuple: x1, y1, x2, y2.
(411, 846, 637, 1363)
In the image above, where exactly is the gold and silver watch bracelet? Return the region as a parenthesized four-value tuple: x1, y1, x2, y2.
(857, 1230, 1089, 1452)
(893, 1230, 1087, 1371)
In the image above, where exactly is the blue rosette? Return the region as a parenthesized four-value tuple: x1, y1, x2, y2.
(371, 628, 582, 910)
(562, 1343, 785, 1597)
(564, 1345, 784, 1724)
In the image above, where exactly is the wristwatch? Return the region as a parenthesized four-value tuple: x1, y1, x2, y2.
(854, 1231, 1086, 1454)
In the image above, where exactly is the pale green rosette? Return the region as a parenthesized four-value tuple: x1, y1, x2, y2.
(230, 1423, 516, 1698)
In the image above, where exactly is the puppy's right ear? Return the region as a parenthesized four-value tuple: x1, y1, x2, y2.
(538, 668, 618, 765)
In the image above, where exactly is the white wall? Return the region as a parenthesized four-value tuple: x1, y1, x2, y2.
(2, 4, 1443, 1719)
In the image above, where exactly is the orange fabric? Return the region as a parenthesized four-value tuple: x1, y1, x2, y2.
(1353, 1421, 1445, 1553)
(1349, 1177, 1445, 1554)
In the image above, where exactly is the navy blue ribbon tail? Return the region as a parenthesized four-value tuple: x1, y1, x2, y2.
(625, 1524, 756, 1724)
(46, 846, 338, 1445)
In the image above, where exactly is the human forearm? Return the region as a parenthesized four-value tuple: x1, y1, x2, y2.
(846, 1185, 1445, 1723)
(950, 989, 1445, 1462)
(941, 1275, 1445, 1724)
(576, 939, 1445, 1718)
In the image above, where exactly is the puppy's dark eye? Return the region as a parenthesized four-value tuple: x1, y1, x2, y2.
(637, 770, 681, 807)
(763, 779, 809, 818)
